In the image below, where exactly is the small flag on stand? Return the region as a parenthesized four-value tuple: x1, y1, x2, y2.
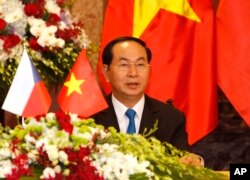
(2, 47, 51, 117)
(57, 49, 108, 118)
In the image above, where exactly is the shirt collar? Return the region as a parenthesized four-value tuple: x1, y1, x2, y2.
(111, 94, 145, 119)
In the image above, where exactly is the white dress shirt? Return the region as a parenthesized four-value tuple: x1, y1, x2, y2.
(111, 94, 145, 134)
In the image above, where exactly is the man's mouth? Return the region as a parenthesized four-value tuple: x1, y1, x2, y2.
(126, 82, 139, 88)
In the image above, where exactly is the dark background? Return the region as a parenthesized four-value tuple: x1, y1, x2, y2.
(190, 88, 250, 170)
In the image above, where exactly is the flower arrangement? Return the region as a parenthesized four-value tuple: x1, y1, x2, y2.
(0, 0, 92, 103)
(0, 112, 227, 179)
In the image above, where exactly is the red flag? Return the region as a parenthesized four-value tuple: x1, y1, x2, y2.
(216, 0, 250, 126)
(2, 48, 51, 117)
(98, 0, 218, 144)
(58, 49, 108, 118)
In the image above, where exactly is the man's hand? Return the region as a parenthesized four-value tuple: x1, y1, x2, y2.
(179, 153, 204, 167)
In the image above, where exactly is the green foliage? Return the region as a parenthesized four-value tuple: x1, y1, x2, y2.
(99, 127, 228, 180)
(0, 116, 228, 179)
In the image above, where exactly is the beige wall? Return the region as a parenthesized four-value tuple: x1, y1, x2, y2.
(71, 0, 105, 45)
(70, 0, 107, 71)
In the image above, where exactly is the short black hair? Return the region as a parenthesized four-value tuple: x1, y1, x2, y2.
(102, 36, 152, 65)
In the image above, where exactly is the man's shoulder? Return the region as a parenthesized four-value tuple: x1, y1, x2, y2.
(145, 95, 184, 116)
(145, 95, 176, 109)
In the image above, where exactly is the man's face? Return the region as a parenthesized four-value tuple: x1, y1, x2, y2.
(103, 40, 150, 101)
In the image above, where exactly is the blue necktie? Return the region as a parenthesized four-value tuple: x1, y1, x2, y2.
(125, 109, 136, 134)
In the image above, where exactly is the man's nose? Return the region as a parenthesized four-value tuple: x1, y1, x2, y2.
(127, 63, 138, 75)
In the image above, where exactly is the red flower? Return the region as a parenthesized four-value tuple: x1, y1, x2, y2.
(47, 13, 61, 25)
(6, 154, 31, 179)
(67, 159, 104, 180)
(56, 0, 65, 5)
(55, 111, 73, 134)
(13, 154, 29, 168)
(24, 3, 44, 18)
(64, 147, 90, 163)
(64, 147, 103, 180)
(56, 28, 79, 41)
(0, 18, 7, 31)
(29, 37, 43, 51)
(0, 34, 21, 50)
(36, 0, 46, 4)
(10, 137, 22, 153)
(37, 145, 52, 167)
(77, 147, 91, 160)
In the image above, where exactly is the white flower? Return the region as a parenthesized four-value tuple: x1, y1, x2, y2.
(41, 25, 57, 36)
(0, 0, 27, 37)
(45, 0, 61, 16)
(0, 43, 23, 62)
(0, 160, 15, 178)
(45, 112, 57, 120)
(0, 148, 12, 160)
(92, 144, 153, 180)
(73, 28, 90, 48)
(69, 113, 81, 122)
(36, 135, 51, 150)
(27, 149, 39, 163)
(59, 21, 67, 30)
(25, 134, 37, 145)
(0, 40, 7, 62)
(4, 7, 24, 23)
(41, 167, 56, 179)
(35, 23, 65, 47)
(63, 169, 70, 176)
(60, 9, 74, 26)
(54, 165, 61, 174)
(40, 162, 63, 179)
(44, 144, 59, 165)
(59, 150, 69, 165)
(28, 17, 46, 37)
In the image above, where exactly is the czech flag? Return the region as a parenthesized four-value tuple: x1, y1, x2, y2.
(2, 48, 51, 117)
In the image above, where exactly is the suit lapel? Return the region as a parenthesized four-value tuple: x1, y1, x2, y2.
(99, 95, 120, 131)
(98, 94, 160, 134)
(139, 95, 159, 134)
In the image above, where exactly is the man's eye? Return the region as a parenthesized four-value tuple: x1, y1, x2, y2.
(136, 63, 145, 68)
(119, 64, 129, 67)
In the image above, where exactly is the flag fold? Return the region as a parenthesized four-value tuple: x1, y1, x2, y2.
(216, 0, 250, 127)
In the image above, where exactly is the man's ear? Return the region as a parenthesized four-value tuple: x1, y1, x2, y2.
(102, 64, 110, 82)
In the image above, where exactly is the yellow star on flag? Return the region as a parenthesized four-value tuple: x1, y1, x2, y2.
(133, 0, 201, 37)
(64, 72, 85, 96)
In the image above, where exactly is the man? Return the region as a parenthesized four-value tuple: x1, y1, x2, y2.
(93, 36, 204, 166)
(93, 36, 189, 150)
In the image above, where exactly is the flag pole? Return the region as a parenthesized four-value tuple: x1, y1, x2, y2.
(21, 116, 25, 127)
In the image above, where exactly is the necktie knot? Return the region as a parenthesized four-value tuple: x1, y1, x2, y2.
(125, 109, 136, 134)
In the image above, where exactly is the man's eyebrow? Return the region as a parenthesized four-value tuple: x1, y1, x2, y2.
(118, 57, 129, 61)
(118, 57, 146, 61)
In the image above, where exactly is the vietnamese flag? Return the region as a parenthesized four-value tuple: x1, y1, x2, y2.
(216, 0, 250, 126)
(98, 0, 218, 144)
(2, 48, 51, 117)
(57, 49, 108, 118)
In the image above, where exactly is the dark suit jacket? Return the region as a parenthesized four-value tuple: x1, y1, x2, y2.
(92, 94, 190, 150)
